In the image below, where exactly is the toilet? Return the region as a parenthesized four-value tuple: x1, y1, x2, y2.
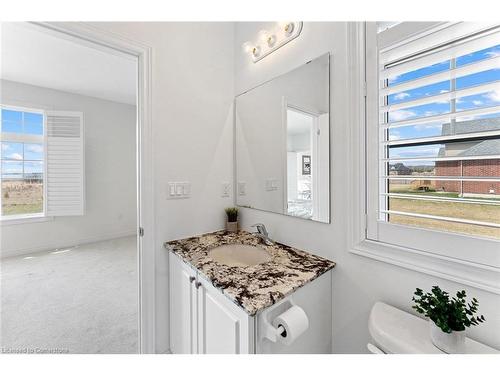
(368, 302, 498, 354)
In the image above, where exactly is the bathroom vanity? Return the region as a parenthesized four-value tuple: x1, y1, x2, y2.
(165, 230, 335, 354)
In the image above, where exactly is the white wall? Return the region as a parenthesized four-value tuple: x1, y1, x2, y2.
(86, 22, 235, 353)
(0, 79, 137, 258)
(234, 22, 500, 352)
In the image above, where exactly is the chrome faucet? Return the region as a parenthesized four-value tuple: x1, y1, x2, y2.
(251, 223, 274, 245)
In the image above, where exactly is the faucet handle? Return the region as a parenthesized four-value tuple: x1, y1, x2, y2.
(251, 223, 267, 235)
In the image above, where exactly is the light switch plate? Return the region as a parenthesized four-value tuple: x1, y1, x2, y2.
(167, 182, 191, 199)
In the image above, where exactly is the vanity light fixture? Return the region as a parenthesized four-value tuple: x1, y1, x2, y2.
(242, 21, 303, 63)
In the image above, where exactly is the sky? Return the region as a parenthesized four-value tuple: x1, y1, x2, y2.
(1, 110, 44, 177)
(386, 44, 500, 163)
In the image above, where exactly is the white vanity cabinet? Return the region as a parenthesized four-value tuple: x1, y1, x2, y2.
(169, 252, 254, 354)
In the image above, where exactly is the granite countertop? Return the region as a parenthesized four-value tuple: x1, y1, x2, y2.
(164, 230, 336, 316)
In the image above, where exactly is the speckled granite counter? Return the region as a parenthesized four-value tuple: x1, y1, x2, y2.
(164, 230, 335, 316)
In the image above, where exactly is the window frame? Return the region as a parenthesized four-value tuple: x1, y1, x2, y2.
(348, 22, 500, 295)
(0, 104, 48, 223)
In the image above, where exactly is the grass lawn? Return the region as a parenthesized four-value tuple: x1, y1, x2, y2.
(2, 203, 43, 216)
(389, 198, 500, 239)
(2, 181, 43, 216)
(390, 189, 500, 201)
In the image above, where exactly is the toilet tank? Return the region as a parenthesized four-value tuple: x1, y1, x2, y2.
(369, 302, 439, 353)
(368, 302, 498, 354)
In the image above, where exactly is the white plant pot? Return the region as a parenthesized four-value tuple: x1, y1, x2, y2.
(226, 221, 238, 233)
(429, 320, 466, 353)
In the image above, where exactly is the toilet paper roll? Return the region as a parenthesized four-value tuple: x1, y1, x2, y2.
(273, 305, 309, 346)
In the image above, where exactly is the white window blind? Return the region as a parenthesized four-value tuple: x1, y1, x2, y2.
(378, 24, 500, 240)
(46, 111, 84, 216)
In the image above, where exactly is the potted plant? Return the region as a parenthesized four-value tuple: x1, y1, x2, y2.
(412, 286, 485, 353)
(224, 207, 239, 233)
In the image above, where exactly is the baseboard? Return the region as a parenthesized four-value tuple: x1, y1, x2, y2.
(1, 230, 136, 259)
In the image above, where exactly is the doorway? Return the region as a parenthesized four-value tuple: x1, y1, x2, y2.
(0, 22, 153, 353)
(285, 106, 329, 222)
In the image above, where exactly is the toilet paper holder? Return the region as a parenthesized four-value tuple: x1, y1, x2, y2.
(261, 300, 304, 343)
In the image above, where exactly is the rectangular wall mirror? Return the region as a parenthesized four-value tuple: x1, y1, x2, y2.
(235, 53, 330, 223)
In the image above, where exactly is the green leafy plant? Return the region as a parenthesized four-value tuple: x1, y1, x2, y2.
(224, 207, 238, 222)
(412, 286, 485, 333)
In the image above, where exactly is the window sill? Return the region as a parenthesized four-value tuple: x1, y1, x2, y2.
(350, 239, 500, 295)
(0, 215, 54, 226)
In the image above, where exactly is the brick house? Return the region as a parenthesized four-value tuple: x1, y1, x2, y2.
(435, 118, 500, 197)
(389, 162, 411, 175)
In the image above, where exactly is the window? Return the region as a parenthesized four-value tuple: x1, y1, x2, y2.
(380, 30, 500, 240)
(1, 107, 45, 218)
(0, 105, 85, 222)
(363, 22, 500, 283)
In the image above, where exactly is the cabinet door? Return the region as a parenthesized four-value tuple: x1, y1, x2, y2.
(169, 253, 198, 354)
(196, 276, 254, 354)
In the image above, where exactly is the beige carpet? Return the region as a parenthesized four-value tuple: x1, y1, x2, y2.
(1, 236, 138, 354)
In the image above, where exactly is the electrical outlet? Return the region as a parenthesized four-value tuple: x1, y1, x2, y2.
(221, 182, 231, 197)
(238, 182, 246, 196)
(265, 179, 278, 191)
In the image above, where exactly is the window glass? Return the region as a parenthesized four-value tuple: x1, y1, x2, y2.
(1, 109, 23, 133)
(24, 143, 44, 160)
(23, 112, 44, 135)
(1, 109, 44, 217)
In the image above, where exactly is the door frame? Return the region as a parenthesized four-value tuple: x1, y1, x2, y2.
(30, 21, 155, 353)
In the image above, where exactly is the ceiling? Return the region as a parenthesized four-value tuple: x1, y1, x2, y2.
(1, 23, 137, 105)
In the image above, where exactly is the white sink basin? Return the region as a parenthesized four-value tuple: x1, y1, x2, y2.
(208, 244, 272, 267)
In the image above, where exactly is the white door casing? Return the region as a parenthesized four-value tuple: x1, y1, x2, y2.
(34, 22, 155, 353)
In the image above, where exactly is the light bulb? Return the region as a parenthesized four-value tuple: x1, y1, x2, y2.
(257, 29, 269, 43)
(242, 41, 253, 54)
(283, 22, 295, 37)
(266, 34, 276, 47)
(252, 45, 261, 58)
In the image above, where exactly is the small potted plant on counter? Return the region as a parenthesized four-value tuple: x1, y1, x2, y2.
(224, 207, 239, 233)
(412, 286, 485, 353)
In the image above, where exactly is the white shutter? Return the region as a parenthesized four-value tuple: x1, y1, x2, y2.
(377, 23, 500, 236)
(46, 111, 84, 216)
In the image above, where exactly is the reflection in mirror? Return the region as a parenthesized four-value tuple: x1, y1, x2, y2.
(235, 53, 330, 223)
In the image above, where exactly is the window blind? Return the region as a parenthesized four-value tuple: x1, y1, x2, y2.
(378, 24, 500, 238)
(46, 111, 84, 216)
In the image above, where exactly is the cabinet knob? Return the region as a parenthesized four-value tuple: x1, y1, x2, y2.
(189, 276, 195, 283)
(195, 281, 202, 289)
